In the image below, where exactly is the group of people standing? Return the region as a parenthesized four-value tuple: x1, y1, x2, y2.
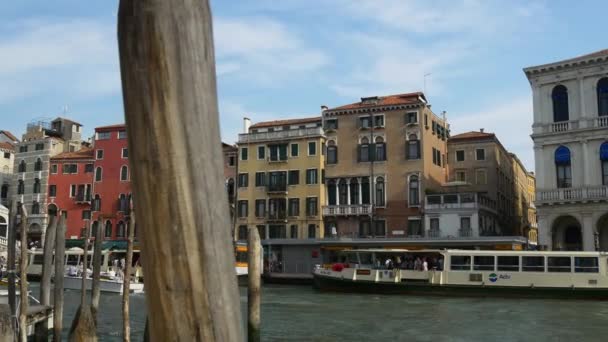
(378, 255, 444, 271)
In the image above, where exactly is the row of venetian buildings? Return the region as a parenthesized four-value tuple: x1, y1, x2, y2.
(228, 92, 539, 250)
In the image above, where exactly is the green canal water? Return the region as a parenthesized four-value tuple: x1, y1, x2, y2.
(54, 284, 608, 341)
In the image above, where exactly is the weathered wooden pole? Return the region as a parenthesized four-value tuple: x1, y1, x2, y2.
(35, 214, 57, 340)
(7, 201, 17, 321)
(91, 216, 104, 322)
(68, 221, 97, 341)
(53, 215, 67, 342)
(122, 212, 135, 342)
(0, 304, 15, 341)
(248, 227, 262, 342)
(19, 205, 28, 342)
(117, 0, 244, 340)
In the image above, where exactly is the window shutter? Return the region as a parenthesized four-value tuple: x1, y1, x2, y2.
(406, 142, 410, 159)
(369, 143, 376, 161)
(416, 141, 421, 159)
(357, 145, 361, 162)
(382, 143, 387, 161)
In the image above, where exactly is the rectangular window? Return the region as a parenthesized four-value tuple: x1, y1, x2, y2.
(436, 149, 441, 167)
(473, 256, 495, 271)
(358, 116, 371, 129)
(118, 130, 127, 139)
(291, 143, 299, 157)
(432, 120, 436, 134)
(97, 132, 111, 140)
(85, 163, 94, 173)
(450, 256, 471, 271)
(574, 257, 599, 273)
(406, 139, 420, 160)
(407, 219, 422, 237)
(96, 150, 104, 159)
(375, 143, 386, 161)
(406, 112, 418, 124)
(51, 164, 58, 174)
(288, 170, 300, 185)
(82, 210, 91, 220)
(237, 225, 248, 241)
(522, 256, 545, 272)
(308, 142, 316, 156)
(269, 144, 288, 161)
(476, 148, 485, 161)
(429, 218, 440, 237)
(238, 173, 249, 188)
(497, 256, 519, 271)
(306, 169, 318, 184)
(49, 185, 57, 197)
(237, 200, 248, 218)
(269, 225, 286, 239)
(358, 144, 369, 162)
(255, 172, 266, 187)
(456, 171, 466, 182)
(456, 150, 465, 162)
(556, 164, 572, 188)
(290, 225, 298, 239)
(35, 143, 44, 151)
(327, 145, 337, 164)
(325, 119, 338, 130)
(308, 224, 316, 239)
(288, 198, 300, 216)
(19, 145, 28, 153)
(122, 148, 128, 158)
(547, 257, 571, 273)
(255, 199, 266, 217)
(3, 152, 10, 159)
(476, 169, 487, 185)
(240, 147, 248, 161)
(432, 148, 437, 165)
(374, 115, 384, 127)
(70, 184, 77, 197)
(306, 197, 318, 216)
(228, 156, 236, 166)
(257, 145, 265, 160)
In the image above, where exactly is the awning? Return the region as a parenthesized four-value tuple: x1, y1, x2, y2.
(65, 239, 140, 251)
(554, 146, 571, 164)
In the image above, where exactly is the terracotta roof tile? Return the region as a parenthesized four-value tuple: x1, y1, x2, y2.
(250, 116, 321, 129)
(0, 130, 19, 142)
(51, 147, 94, 160)
(0, 142, 14, 152)
(327, 92, 426, 111)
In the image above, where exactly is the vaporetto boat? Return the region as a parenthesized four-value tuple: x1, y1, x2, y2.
(312, 249, 608, 299)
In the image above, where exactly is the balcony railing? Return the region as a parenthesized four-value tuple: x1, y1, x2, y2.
(322, 204, 372, 216)
(267, 183, 288, 193)
(458, 228, 473, 237)
(425, 193, 496, 212)
(238, 127, 323, 143)
(536, 186, 608, 204)
(533, 117, 608, 135)
(427, 229, 441, 238)
(267, 211, 287, 221)
(75, 193, 91, 204)
(598, 116, 608, 128)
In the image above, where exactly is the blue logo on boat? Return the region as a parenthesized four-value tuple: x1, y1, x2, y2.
(488, 273, 498, 282)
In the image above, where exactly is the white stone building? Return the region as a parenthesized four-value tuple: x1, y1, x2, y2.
(524, 49, 608, 251)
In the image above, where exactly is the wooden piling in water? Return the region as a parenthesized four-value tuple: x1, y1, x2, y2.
(53, 215, 66, 342)
(122, 211, 135, 342)
(35, 214, 57, 340)
(117, 0, 244, 340)
(91, 216, 103, 322)
(0, 304, 15, 341)
(19, 205, 28, 342)
(248, 227, 262, 342)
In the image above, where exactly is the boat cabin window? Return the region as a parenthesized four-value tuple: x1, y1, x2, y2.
(574, 257, 599, 273)
(522, 256, 544, 272)
(497, 256, 519, 271)
(450, 256, 471, 271)
(346, 253, 359, 265)
(473, 256, 495, 271)
(358, 252, 373, 265)
(547, 257, 571, 273)
(66, 255, 80, 266)
(235, 251, 248, 263)
(33, 254, 44, 265)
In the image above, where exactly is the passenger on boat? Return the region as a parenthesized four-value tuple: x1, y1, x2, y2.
(414, 257, 422, 271)
(422, 257, 428, 271)
(437, 257, 444, 271)
(384, 258, 393, 269)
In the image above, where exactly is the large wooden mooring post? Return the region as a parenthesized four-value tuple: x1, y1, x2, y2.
(35, 214, 58, 340)
(122, 211, 135, 342)
(19, 205, 29, 342)
(117, 0, 244, 340)
(248, 228, 262, 342)
(91, 216, 104, 323)
(53, 215, 67, 342)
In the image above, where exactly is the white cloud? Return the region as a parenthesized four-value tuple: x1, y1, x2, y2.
(449, 95, 535, 170)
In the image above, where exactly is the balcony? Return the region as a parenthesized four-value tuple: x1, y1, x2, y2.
(458, 229, 473, 237)
(267, 211, 287, 222)
(424, 193, 496, 212)
(74, 193, 91, 204)
(267, 183, 288, 194)
(536, 186, 608, 205)
(533, 117, 608, 135)
(322, 204, 372, 216)
(238, 127, 323, 143)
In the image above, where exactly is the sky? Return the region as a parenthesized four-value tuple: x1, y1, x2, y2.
(0, 0, 606, 171)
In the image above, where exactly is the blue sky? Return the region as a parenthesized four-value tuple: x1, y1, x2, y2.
(0, 0, 606, 170)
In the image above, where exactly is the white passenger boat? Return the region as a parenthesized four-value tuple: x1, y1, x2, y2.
(63, 273, 144, 294)
(313, 249, 608, 299)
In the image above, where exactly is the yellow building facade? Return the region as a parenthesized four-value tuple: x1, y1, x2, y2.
(235, 117, 326, 240)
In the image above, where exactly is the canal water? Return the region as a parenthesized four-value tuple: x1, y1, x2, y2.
(53, 284, 608, 341)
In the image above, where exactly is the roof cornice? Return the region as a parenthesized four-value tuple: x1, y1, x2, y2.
(323, 103, 424, 116)
(523, 52, 608, 76)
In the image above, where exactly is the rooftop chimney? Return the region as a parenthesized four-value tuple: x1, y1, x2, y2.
(480, 128, 484, 133)
(243, 117, 251, 133)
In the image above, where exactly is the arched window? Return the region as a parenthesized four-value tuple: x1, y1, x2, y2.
(117, 221, 126, 238)
(552, 85, 569, 122)
(93, 194, 101, 212)
(375, 136, 386, 161)
(409, 175, 419, 206)
(338, 179, 348, 205)
(31, 201, 40, 215)
(33, 178, 41, 193)
(375, 177, 385, 207)
(47, 204, 58, 216)
(120, 165, 129, 181)
(327, 141, 338, 164)
(406, 134, 420, 160)
(1, 184, 8, 199)
(327, 179, 337, 205)
(17, 180, 24, 194)
(18, 160, 26, 173)
(598, 78, 608, 116)
(104, 220, 112, 239)
(34, 158, 43, 171)
(349, 178, 359, 205)
(119, 193, 128, 212)
(601, 142, 608, 185)
(358, 137, 370, 162)
(95, 167, 102, 182)
(361, 177, 370, 204)
(555, 146, 572, 188)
